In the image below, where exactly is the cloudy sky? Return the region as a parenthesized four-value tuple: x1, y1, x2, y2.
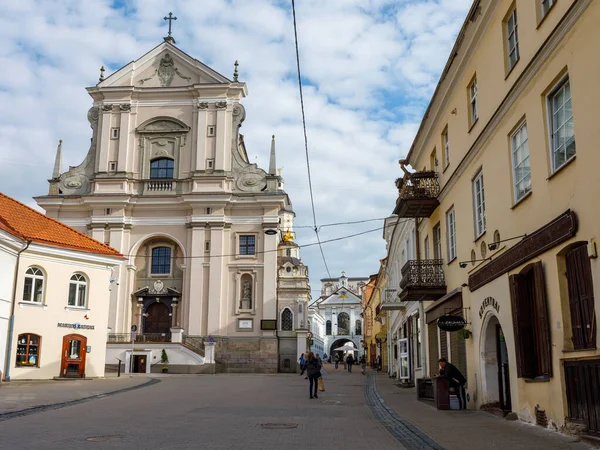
(0, 0, 472, 290)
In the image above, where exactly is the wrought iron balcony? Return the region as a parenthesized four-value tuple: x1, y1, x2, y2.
(398, 259, 446, 302)
(394, 171, 440, 218)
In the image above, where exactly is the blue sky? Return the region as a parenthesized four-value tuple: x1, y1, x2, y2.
(0, 0, 472, 289)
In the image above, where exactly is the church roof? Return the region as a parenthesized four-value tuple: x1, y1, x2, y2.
(0, 193, 123, 258)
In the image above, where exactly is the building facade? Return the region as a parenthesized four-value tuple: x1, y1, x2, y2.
(395, 0, 600, 435)
(308, 273, 366, 358)
(35, 39, 296, 373)
(0, 193, 122, 380)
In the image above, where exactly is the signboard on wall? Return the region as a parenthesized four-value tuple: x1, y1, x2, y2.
(261, 320, 277, 330)
(437, 315, 466, 332)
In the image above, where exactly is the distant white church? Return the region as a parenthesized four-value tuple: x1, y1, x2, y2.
(35, 31, 310, 373)
(308, 273, 367, 358)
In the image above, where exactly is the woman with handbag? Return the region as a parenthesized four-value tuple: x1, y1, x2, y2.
(305, 352, 322, 399)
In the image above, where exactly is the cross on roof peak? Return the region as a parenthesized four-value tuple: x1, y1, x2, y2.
(163, 12, 177, 44)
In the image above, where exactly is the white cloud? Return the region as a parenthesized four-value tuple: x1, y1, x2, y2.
(0, 0, 470, 285)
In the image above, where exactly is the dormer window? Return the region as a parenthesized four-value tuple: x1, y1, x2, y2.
(150, 158, 174, 179)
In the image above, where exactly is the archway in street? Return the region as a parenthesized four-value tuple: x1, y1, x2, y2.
(330, 339, 358, 362)
(480, 313, 512, 412)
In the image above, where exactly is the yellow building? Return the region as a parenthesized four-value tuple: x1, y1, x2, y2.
(362, 263, 389, 371)
(395, 0, 599, 435)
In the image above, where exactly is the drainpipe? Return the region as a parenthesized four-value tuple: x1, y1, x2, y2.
(4, 240, 31, 381)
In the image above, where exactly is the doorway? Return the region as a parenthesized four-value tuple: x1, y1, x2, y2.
(144, 301, 171, 340)
(60, 334, 87, 378)
(132, 355, 147, 373)
(481, 315, 512, 412)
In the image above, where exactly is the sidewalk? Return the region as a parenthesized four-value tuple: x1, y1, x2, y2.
(373, 372, 591, 450)
(0, 376, 152, 416)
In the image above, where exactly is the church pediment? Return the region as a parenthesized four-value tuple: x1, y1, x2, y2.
(315, 287, 361, 306)
(136, 116, 191, 134)
(98, 43, 231, 89)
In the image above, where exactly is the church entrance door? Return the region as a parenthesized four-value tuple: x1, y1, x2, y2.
(144, 302, 171, 341)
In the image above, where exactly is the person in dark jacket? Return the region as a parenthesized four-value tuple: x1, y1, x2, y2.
(436, 357, 467, 410)
(346, 354, 354, 373)
(305, 352, 322, 399)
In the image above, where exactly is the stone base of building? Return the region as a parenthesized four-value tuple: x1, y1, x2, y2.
(214, 336, 278, 373)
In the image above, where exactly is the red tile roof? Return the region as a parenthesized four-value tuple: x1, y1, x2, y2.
(0, 193, 123, 258)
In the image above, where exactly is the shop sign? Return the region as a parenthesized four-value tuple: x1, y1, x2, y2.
(478, 296, 500, 319)
(437, 315, 466, 332)
(57, 322, 95, 330)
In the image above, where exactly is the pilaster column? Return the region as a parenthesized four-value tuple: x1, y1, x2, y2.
(97, 105, 113, 172)
(214, 106, 227, 171)
(207, 226, 225, 335)
(187, 226, 205, 335)
(117, 106, 131, 172)
(195, 105, 208, 171)
(262, 229, 278, 333)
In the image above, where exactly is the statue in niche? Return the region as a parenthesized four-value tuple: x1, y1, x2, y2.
(241, 278, 252, 310)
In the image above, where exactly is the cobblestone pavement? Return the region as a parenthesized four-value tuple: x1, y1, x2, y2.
(0, 368, 400, 450)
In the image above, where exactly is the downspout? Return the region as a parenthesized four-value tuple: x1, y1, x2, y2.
(4, 240, 31, 381)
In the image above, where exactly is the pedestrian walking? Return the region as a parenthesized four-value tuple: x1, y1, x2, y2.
(334, 354, 339, 370)
(316, 353, 322, 367)
(376, 355, 382, 372)
(305, 352, 322, 399)
(346, 354, 354, 373)
(298, 353, 306, 375)
(299, 351, 309, 379)
(360, 355, 366, 375)
(435, 357, 467, 410)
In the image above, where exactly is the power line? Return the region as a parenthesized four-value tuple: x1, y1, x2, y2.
(294, 217, 389, 230)
(291, 0, 331, 279)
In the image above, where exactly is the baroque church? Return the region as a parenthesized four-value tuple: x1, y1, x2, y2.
(35, 30, 310, 373)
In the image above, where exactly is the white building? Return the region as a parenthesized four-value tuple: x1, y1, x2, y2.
(34, 37, 298, 373)
(308, 273, 367, 358)
(0, 193, 122, 380)
(381, 216, 428, 384)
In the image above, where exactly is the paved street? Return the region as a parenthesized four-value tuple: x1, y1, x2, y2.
(0, 368, 594, 450)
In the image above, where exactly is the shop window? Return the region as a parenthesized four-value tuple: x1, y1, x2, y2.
(23, 267, 44, 303)
(68, 273, 88, 308)
(16, 333, 40, 367)
(565, 244, 596, 350)
(151, 247, 171, 274)
(281, 308, 293, 331)
(509, 262, 552, 379)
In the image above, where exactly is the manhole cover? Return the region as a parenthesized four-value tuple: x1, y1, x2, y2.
(261, 423, 298, 429)
(85, 436, 123, 442)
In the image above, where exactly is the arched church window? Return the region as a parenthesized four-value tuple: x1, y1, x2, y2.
(151, 247, 171, 274)
(355, 320, 362, 335)
(281, 308, 293, 331)
(338, 312, 349, 335)
(240, 274, 253, 310)
(326, 320, 332, 335)
(150, 158, 174, 179)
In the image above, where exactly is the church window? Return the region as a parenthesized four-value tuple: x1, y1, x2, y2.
(326, 320, 332, 335)
(286, 249, 291, 257)
(150, 158, 174, 179)
(105, 208, 112, 215)
(286, 267, 291, 273)
(108, 162, 117, 172)
(282, 308, 293, 331)
(206, 159, 214, 170)
(240, 274, 253, 310)
(151, 247, 171, 275)
(206, 207, 212, 215)
(111, 127, 120, 139)
(22, 267, 44, 303)
(355, 320, 362, 335)
(205, 241, 210, 252)
(239, 235, 256, 256)
(337, 312, 350, 335)
(207, 125, 216, 137)
(68, 273, 87, 308)
(16, 333, 40, 367)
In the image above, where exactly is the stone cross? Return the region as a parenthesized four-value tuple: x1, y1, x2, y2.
(164, 12, 177, 37)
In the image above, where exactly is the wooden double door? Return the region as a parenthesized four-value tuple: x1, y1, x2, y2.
(60, 334, 87, 378)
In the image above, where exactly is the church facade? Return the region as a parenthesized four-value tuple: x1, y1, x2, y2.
(35, 38, 301, 373)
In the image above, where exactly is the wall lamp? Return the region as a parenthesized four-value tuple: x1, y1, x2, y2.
(459, 257, 492, 268)
(488, 233, 527, 251)
(264, 229, 278, 235)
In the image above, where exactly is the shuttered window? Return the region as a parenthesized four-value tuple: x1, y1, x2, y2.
(566, 245, 597, 350)
(509, 262, 552, 379)
(428, 322, 439, 377)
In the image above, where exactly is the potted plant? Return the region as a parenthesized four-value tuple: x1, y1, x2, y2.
(161, 349, 169, 373)
(457, 329, 472, 340)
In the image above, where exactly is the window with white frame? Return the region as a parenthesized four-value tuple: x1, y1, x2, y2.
(506, 7, 519, 70)
(446, 208, 457, 261)
(469, 76, 478, 125)
(442, 127, 449, 168)
(473, 171, 486, 237)
(549, 77, 575, 172)
(68, 274, 87, 308)
(541, 0, 555, 17)
(281, 308, 293, 331)
(511, 122, 531, 201)
(22, 267, 44, 303)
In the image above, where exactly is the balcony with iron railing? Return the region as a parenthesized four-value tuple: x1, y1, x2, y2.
(398, 259, 446, 302)
(393, 171, 440, 218)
